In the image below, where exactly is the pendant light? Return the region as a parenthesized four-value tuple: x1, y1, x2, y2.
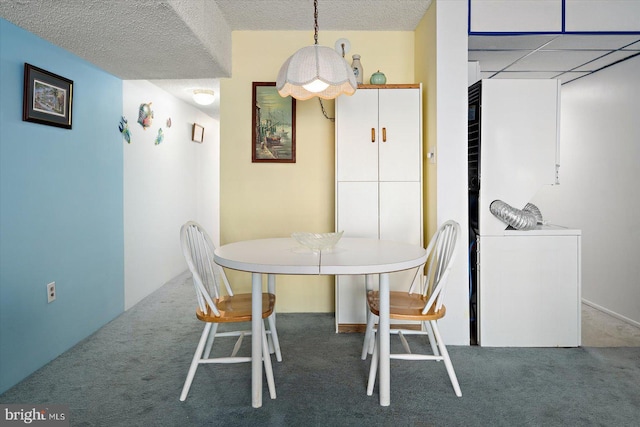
(276, 0, 357, 100)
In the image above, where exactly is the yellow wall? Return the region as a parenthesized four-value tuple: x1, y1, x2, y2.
(220, 31, 416, 312)
(415, 4, 438, 241)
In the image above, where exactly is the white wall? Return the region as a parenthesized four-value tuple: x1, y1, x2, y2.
(123, 80, 220, 309)
(435, 0, 470, 345)
(533, 55, 640, 327)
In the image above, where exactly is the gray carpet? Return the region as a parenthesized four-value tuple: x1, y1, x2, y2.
(1, 272, 639, 426)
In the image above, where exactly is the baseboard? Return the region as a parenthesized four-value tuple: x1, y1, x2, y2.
(582, 299, 640, 329)
(337, 324, 366, 333)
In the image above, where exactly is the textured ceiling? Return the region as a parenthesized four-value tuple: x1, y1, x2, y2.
(3, 0, 639, 118)
(0, 0, 232, 79)
(216, 0, 432, 31)
(0, 0, 432, 118)
(0, 0, 432, 80)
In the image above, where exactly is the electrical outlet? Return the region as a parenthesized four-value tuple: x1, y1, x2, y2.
(47, 282, 56, 303)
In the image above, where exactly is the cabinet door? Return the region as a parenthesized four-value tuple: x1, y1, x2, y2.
(478, 235, 580, 347)
(336, 182, 377, 326)
(380, 181, 423, 299)
(336, 181, 378, 238)
(336, 275, 368, 325)
(379, 181, 422, 244)
(378, 89, 421, 182)
(336, 89, 379, 182)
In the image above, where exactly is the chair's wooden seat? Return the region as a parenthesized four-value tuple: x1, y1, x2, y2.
(196, 293, 276, 323)
(367, 290, 446, 322)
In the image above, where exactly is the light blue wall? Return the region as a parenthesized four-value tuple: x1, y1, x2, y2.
(0, 18, 124, 393)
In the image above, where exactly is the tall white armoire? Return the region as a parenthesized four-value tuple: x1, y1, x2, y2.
(335, 84, 423, 332)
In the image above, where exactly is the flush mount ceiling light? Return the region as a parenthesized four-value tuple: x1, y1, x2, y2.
(276, 0, 357, 100)
(192, 89, 215, 105)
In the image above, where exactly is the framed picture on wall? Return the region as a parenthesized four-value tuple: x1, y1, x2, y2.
(252, 82, 296, 163)
(192, 123, 204, 143)
(23, 63, 73, 129)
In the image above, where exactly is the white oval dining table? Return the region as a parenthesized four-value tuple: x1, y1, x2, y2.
(214, 237, 427, 408)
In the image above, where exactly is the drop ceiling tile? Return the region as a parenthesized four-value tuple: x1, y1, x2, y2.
(573, 51, 640, 72)
(623, 40, 640, 50)
(544, 34, 640, 50)
(468, 50, 531, 71)
(469, 35, 558, 50)
(470, 34, 640, 83)
(506, 50, 606, 72)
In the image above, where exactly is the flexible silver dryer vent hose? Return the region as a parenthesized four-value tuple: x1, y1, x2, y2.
(489, 200, 543, 230)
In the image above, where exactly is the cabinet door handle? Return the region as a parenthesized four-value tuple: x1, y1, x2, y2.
(382, 127, 387, 142)
(371, 128, 376, 143)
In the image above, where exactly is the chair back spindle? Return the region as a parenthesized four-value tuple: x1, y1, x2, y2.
(180, 221, 233, 317)
(420, 220, 460, 316)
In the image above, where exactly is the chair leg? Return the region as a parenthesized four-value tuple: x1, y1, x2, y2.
(203, 323, 219, 359)
(366, 332, 379, 396)
(261, 322, 277, 399)
(266, 314, 282, 362)
(361, 312, 376, 360)
(430, 320, 462, 397)
(423, 321, 440, 357)
(398, 330, 412, 354)
(265, 274, 281, 361)
(180, 323, 212, 401)
(266, 327, 275, 354)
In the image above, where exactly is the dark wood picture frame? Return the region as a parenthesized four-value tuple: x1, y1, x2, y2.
(252, 82, 296, 163)
(23, 63, 73, 129)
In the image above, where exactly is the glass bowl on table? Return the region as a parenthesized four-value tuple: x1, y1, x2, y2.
(291, 231, 344, 252)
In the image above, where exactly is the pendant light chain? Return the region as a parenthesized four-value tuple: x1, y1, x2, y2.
(319, 99, 335, 122)
(313, 0, 319, 45)
(315, 0, 335, 120)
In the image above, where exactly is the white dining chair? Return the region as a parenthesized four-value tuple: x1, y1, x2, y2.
(362, 220, 462, 397)
(179, 221, 281, 402)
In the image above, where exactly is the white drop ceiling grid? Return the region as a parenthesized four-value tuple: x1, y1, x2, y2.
(469, 34, 640, 85)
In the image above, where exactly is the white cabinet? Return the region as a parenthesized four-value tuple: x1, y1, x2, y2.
(336, 87, 421, 183)
(335, 85, 423, 331)
(478, 228, 581, 347)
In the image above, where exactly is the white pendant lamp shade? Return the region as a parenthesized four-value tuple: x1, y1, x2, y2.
(276, 45, 357, 100)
